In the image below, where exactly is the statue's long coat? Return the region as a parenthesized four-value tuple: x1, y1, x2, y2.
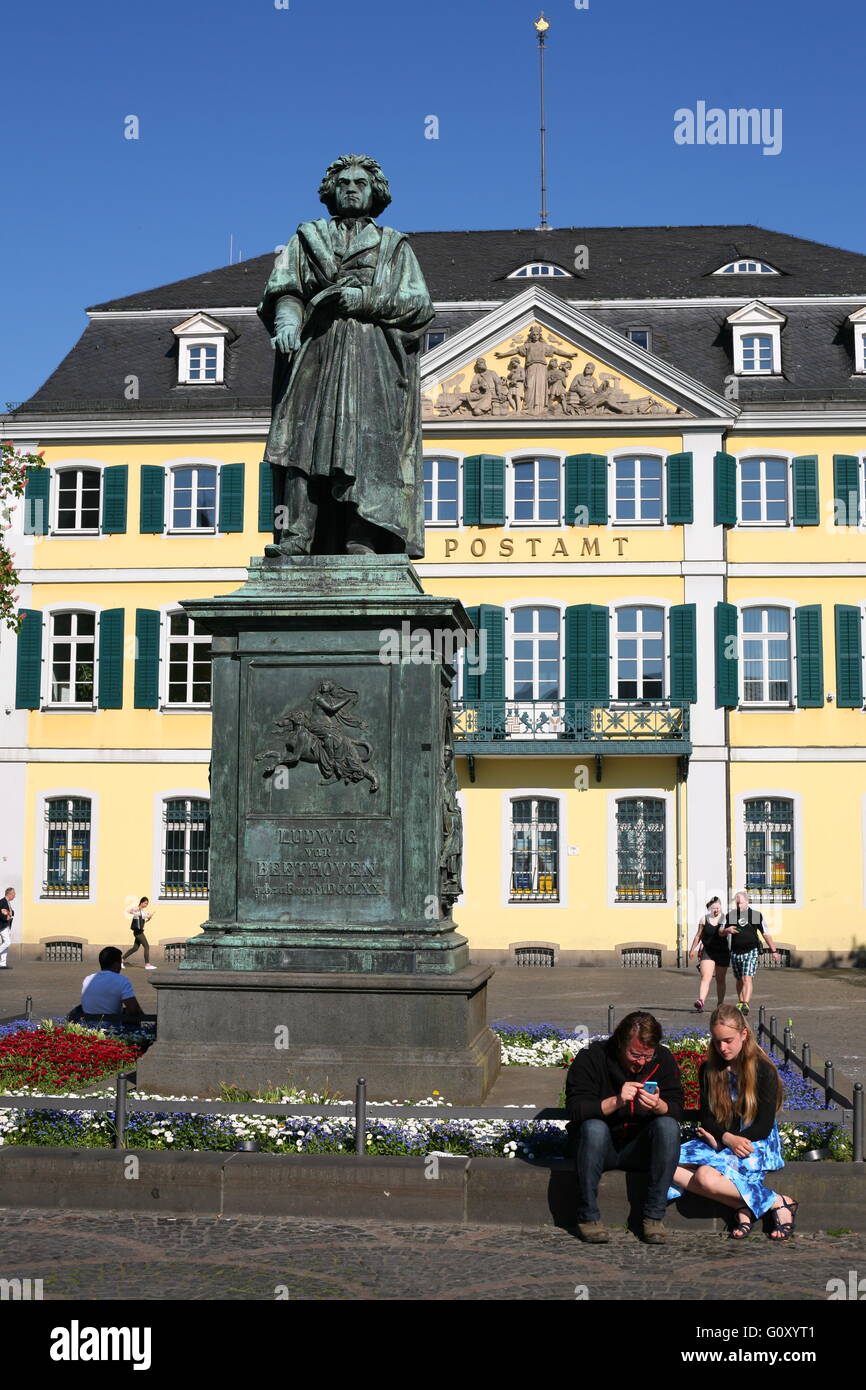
(258, 218, 434, 557)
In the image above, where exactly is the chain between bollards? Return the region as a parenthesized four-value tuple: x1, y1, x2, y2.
(354, 1076, 367, 1156)
(607, 1004, 615, 1035)
(853, 1084, 864, 1163)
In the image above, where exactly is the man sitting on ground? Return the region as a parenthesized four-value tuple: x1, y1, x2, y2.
(80, 947, 143, 1022)
(566, 1010, 684, 1245)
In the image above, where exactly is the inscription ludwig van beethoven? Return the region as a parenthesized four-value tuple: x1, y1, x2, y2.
(255, 680, 379, 792)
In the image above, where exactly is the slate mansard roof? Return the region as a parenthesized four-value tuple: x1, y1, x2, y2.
(12, 224, 866, 417)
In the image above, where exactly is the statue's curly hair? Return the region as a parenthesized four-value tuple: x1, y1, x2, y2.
(318, 154, 392, 217)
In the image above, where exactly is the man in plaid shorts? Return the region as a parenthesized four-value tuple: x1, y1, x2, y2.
(720, 890, 780, 1014)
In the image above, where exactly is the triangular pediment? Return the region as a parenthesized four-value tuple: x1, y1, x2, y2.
(171, 312, 230, 338)
(725, 300, 786, 326)
(420, 287, 733, 422)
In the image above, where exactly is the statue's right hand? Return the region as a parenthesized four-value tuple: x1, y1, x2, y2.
(273, 328, 300, 354)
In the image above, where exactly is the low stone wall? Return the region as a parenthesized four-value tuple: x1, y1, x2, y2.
(0, 1150, 861, 1231)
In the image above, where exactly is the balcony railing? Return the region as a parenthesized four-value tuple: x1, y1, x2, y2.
(452, 699, 690, 752)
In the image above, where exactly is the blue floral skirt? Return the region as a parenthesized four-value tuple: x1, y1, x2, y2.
(666, 1125, 785, 1217)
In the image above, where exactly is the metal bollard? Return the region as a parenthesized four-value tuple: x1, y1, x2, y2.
(783, 1024, 792, 1067)
(854, 1084, 864, 1163)
(354, 1076, 367, 1156)
(824, 1061, 834, 1110)
(607, 1004, 615, 1035)
(758, 1004, 766, 1030)
(769, 1016, 777, 1053)
(24, 995, 33, 1023)
(114, 1072, 128, 1150)
(802, 1042, 811, 1073)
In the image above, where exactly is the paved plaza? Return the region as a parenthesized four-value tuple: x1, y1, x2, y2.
(0, 1208, 863, 1301)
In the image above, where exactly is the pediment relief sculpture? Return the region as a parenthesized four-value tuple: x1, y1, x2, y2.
(424, 326, 683, 419)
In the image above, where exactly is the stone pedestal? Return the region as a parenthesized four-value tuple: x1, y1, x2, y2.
(141, 553, 500, 1101)
(135, 965, 500, 1102)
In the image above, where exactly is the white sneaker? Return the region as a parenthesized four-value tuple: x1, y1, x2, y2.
(145, 964, 156, 970)
(121, 962, 127, 968)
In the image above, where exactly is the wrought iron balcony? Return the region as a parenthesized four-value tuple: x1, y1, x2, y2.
(452, 699, 690, 756)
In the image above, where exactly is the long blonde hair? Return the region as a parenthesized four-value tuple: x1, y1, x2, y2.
(704, 1004, 782, 1128)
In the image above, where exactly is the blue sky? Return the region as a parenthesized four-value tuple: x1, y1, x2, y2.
(2, 0, 863, 405)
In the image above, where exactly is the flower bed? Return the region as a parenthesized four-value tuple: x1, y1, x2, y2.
(0, 1022, 143, 1094)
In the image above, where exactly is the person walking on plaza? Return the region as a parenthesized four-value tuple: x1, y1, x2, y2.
(565, 1010, 684, 1245)
(0, 887, 15, 969)
(720, 890, 779, 1015)
(688, 895, 730, 1012)
(122, 896, 156, 969)
(667, 1004, 799, 1240)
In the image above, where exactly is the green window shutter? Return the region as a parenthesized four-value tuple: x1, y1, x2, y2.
(714, 452, 737, 527)
(669, 603, 697, 703)
(833, 455, 860, 527)
(792, 455, 819, 526)
(101, 465, 128, 534)
(98, 609, 125, 709)
(134, 609, 161, 709)
(834, 604, 863, 708)
(478, 605, 505, 700)
(714, 602, 739, 707)
(479, 456, 506, 526)
(15, 608, 43, 708)
(666, 453, 693, 525)
(258, 461, 275, 532)
(463, 456, 481, 526)
(566, 454, 607, 526)
(463, 606, 481, 701)
(565, 604, 609, 701)
(795, 605, 824, 708)
(139, 466, 165, 534)
(23, 467, 50, 535)
(218, 462, 245, 533)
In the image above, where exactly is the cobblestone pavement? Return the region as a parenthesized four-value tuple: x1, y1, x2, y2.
(0, 1209, 863, 1300)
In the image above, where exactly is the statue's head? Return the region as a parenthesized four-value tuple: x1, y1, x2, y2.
(474, 358, 488, 372)
(509, 357, 520, 368)
(318, 154, 392, 218)
(583, 361, 595, 376)
(528, 325, 542, 341)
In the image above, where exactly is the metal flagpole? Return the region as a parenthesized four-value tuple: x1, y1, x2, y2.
(534, 13, 550, 230)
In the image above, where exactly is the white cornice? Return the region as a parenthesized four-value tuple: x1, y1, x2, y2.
(733, 411, 866, 429)
(0, 418, 270, 440)
(422, 417, 737, 434)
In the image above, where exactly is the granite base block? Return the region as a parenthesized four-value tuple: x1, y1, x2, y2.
(135, 965, 501, 1103)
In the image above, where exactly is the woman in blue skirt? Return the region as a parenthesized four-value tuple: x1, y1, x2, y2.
(667, 1003, 800, 1240)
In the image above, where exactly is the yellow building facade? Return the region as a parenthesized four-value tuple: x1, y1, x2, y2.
(4, 226, 866, 967)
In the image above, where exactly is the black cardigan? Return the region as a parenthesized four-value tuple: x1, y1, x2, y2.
(565, 1038, 684, 1149)
(698, 1056, 779, 1143)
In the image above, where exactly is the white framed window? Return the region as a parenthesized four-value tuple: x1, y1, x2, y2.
(172, 313, 229, 385)
(615, 606, 664, 700)
(741, 607, 791, 705)
(510, 607, 561, 700)
(164, 612, 212, 707)
(54, 467, 101, 533)
(509, 797, 559, 902)
(512, 456, 561, 524)
(161, 797, 210, 899)
(169, 464, 218, 532)
(626, 328, 651, 351)
(43, 796, 92, 898)
(715, 260, 779, 275)
(508, 262, 571, 279)
(739, 457, 789, 525)
(728, 301, 784, 375)
(613, 455, 664, 524)
(423, 456, 460, 525)
(849, 309, 866, 373)
(424, 330, 447, 351)
(614, 797, 666, 902)
(48, 611, 96, 706)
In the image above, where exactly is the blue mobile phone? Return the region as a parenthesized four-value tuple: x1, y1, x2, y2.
(643, 1081, 658, 1094)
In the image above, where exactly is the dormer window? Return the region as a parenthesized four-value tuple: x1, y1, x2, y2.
(425, 330, 448, 351)
(172, 313, 230, 385)
(726, 301, 785, 375)
(715, 259, 779, 275)
(848, 307, 866, 374)
(508, 263, 571, 279)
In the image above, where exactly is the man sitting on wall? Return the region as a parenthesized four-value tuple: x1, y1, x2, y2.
(566, 1010, 684, 1244)
(78, 947, 144, 1022)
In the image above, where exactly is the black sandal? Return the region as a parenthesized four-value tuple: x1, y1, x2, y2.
(769, 1197, 799, 1241)
(728, 1209, 757, 1240)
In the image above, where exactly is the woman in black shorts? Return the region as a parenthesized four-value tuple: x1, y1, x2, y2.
(688, 896, 730, 1013)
